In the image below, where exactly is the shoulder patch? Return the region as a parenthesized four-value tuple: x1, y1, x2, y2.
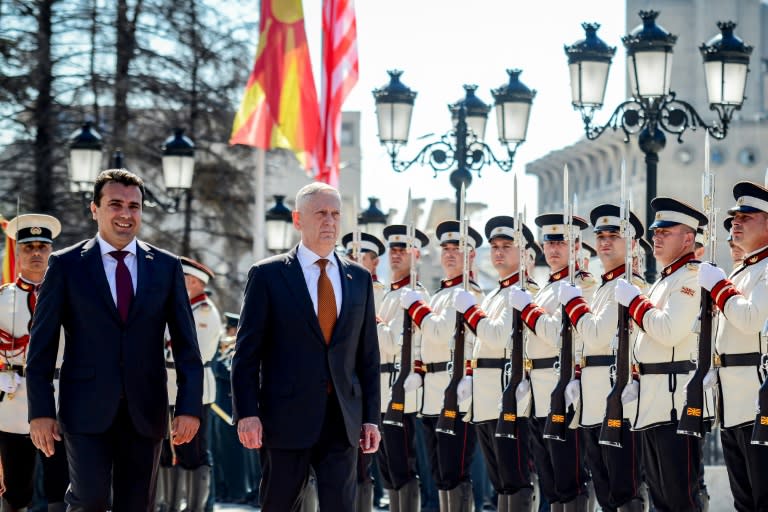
(680, 286, 696, 297)
(631, 274, 646, 288)
(686, 262, 700, 272)
(576, 271, 597, 287)
(200, 303, 211, 311)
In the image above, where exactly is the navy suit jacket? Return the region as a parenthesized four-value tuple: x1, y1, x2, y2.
(26, 238, 203, 440)
(231, 247, 380, 449)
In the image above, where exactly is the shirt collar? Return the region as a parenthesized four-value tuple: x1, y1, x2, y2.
(96, 234, 137, 257)
(297, 241, 337, 270)
(741, 244, 768, 267)
(498, 272, 521, 289)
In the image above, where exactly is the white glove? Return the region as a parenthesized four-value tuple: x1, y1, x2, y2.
(615, 278, 641, 307)
(515, 379, 532, 413)
(453, 289, 477, 314)
(457, 376, 473, 403)
(565, 379, 581, 408)
(621, 380, 640, 405)
(703, 367, 718, 392)
(400, 288, 421, 309)
(508, 286, 533, 311)
(698, 262, 727, 292)
(558, 282, 582, 306)
(403, 372, 423, 392)
(0, 372, 21, 394)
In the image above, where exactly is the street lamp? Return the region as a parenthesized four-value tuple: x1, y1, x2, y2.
(565, 11, 752, 281)
(357, 197, 387, 241)
(265, 195, 294, 253)
(68, 122, 103, 200)
(373, 69, 536, 218)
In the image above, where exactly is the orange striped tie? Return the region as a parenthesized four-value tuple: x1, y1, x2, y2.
(316, 258, 336, 344)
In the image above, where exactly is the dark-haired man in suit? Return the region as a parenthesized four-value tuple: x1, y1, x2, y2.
(232, 182, 381, 511)
(26, 168, 203, 511)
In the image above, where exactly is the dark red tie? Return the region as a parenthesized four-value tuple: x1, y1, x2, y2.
(110, 250, 133, 322)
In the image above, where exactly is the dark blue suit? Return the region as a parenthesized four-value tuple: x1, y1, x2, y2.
(231, 247, 380, 511)
(26, 238, 203, 511)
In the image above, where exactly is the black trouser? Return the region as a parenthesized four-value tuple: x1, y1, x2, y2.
(639, 424, 702, 512)
(582, 422, 642, 510)
(721, 423, 768, 512)
(475, 419, 532, 495)
(420, 416, 476, 490)
(528, 414, 587, 504)
(63, 399, 163, 511)
(0, 431, 68, 508)
(258, 392, 357, 511)
(160, 405, 210, 469)
(379, 413, 419, 490)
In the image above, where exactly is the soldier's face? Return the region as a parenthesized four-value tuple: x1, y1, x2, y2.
(389, 246, 416, 279)
(292, 190, 340, 255)
(731, 212, 768, 253)
(440, 243, 474, 277)
(543, 240, 570, 271)
(17, 241, 52, 279)
(652, 225, 693, 266)
(595, 230, 626, 269)
(91, 182, 142, 250)
(184, 274, 206, 298)
(489, 238, 519, 277)
(358, 252, 378, 275)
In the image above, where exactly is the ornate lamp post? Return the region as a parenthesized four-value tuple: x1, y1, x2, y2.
(565, 11, 752, 281)
(373, 69, 536, 218)
(265, 195, 294, 253)
(357, 197, 387, 241)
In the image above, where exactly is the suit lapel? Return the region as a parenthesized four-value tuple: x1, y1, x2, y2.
(81, 238, 121, 324)
(127, 241, 153, 323)
(281, 247, 325, 343)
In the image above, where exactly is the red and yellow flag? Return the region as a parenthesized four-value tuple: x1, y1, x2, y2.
(230, 0, 320, 171)
(0, 217, 15, 284)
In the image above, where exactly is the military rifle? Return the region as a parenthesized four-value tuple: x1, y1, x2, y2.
(543, 164, 575, 442)
(599, 160, 633, 447)
(678, 133, 716, 438)
(751, 322, 768, 445)
(436, 184, 470, 435)
(383, 190, 417, 427)
(496, 174, 526, 439)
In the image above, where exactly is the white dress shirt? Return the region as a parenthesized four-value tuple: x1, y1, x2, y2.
(297, 242, 342, 316)
(96, 234, 138, 305)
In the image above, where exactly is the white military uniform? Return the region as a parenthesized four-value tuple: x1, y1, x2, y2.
(0, 277, 64, 434)
(521, 267, 596, 418)
(629, 253, 715, 429)
(373, 276, 386, 313)
(467, 273, 538, 422)
(166, 293, 221, 406)
(571, 266, 644, 426)
(377, 276, 428, 414)
(411, 276, 483, 416)
(714, 245, 768, 428)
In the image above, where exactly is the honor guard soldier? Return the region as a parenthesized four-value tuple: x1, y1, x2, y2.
(342, 231, 387, 311)
(341, 231, 386, 511)
(157, 257, 221, 512)
(400, 220, 484, 511)
(0, 214, 69, 512)
(376, 224, 430, 511)
(451, 216, 538, 511)
(698, 182, 768, 511)
(580, 241, 597, 271)
(614, 197, 711, 512)
(558, 204, 646, 511)
(507, 213, 595, 511)
(723, 216, 745, 267)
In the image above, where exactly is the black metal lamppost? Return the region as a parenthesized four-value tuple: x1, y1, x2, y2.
(565, 11, 752, 281)
(265, 194, 294, 253)
(373, 69, 536, 218)
(357, 197, 387, 241)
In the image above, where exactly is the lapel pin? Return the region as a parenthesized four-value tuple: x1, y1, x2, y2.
(346, 273, 352, 280)
(146, 254, 154, 260)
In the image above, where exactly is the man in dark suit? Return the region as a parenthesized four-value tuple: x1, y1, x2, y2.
(26, 169, 204, 511)
(232, 182, 381, 511)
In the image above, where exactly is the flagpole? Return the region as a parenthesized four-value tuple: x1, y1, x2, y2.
(253, 148, 266, 261)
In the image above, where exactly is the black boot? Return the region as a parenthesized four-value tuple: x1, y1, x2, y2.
(445, 481, 473, 512)
(438, 490, 449, 512)
(507, 488, 534, 512)
(617, 498, 645, 512)
(398, 478, 420, 512)
(0, 498, 27, 512)
(387, 488, 401, 512)
(299, 476, 318, 512)
(47, 504, 66, 512)
(562, 494, 588, 512)
(185, 466, 211, 512)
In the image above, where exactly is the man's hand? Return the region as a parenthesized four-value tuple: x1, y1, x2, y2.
(698, 262, 727, 291)
(238, 416, 263, 449)
(403, 372, 423, 392)
(615, 278, 641, 307)
(171, 415, 200, 445)
(508, 286, 533, 311)
(360, 423, 381, 454)
(29, 417, 61, 457)
(457, 375, 473, 403)
(452, 289, 477, 314)
(400, 288, 421, 310)
(558, 282, 582, 306)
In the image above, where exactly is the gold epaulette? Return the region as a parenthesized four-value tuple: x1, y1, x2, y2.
(576, 271, 597, 288)
(373, 281, 386, 290)
(199, 303, 211, 311)
(631, 275, 647, 288)
(526, 279, 540, 295)
(685, 262, 700, 272)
